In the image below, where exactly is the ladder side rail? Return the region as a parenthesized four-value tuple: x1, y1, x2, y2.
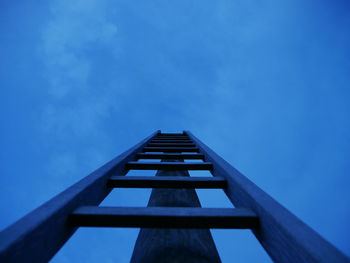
(185, 131, 350, 263)
(0, 130, 160, 263)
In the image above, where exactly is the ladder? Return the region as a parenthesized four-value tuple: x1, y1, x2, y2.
(0, 131, 348, 262)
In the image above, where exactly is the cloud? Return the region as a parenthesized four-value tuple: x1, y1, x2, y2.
(41, 0, 118, 99)
(36, 1, 350, 259)
(39, 0, 121, 180)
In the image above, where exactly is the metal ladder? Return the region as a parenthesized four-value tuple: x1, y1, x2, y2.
(0, 131, 348, 262)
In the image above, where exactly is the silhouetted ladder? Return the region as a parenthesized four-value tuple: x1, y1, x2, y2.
(0, 131, 349, 262)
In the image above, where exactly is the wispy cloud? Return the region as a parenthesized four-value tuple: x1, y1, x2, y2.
(36, 1, 350, 259)
(40, 0, 120, 180)
(42, 0, 118, 99)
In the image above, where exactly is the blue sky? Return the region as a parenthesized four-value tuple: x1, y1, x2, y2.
(1, 0, 350, 262)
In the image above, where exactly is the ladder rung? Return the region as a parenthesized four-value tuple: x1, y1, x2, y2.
(143, 147, 199, 153)
(126, 162, 212, 170)
(107, 176, 226, 188)
(136, 153, 205, 160)
(148, 143, 196, 147)
(151, 140, 193, 143)
(158, 133, 185, 136)
(153, 138, 190, 141)
(70, 206, 258, 229)
(154, 136, 189, 139)
(156, 137, 188, 139)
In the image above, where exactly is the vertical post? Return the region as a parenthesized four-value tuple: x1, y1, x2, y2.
(130, 160, 221, 263)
